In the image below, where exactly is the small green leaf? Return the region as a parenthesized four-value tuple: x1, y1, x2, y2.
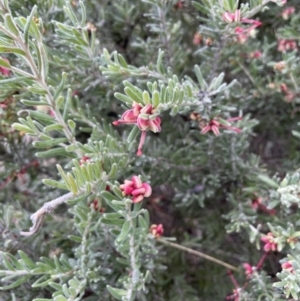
(127, 126, 140, 144)
(106, 285, 127, 300)
(4, 14, 19, 36)
(18, 250, 36, 270)
(42, 179, 68, 190)
(36, 148, 74, 158)
(114, 92, 134, 105)
(33, 138, 67, 148)
(118, 54, 128, 68)
(152, 90, 160, 108)
(156, 49, 166, 74)
(0, 275, 30, 290)
(194, 65, 207, 90)
(11, 123, 35, 134)
(23, 6, 38, 44)
(258, 174, 279, 189)
(142, 90, 151, 105)
(67, 119, 76, 132)
(0, 46, 26, 56)
(108, 163, 118, 179)
(117, 220, 131, 242)
(43, 123, 64, 132)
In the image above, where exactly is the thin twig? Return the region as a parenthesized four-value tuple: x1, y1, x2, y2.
(158, 238, 240, 272)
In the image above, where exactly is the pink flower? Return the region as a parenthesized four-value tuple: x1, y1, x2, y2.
(249, 51, 262, 59)
(277, 39, 298, 52)
(201, 117, 242, 136)
(282, 7, 295, 19)
(150, 224, 164, 238)
(282, 261, 294, 273)
(120, 175, 152, 203)
(193, 32, 202, 45)
(234, 27, 249, 44)
(243, 263, 254, 277)
(230, 14, 262, 44)
(113, 102, 161, 156)
(80, 156, 90, 165)
(261, 232, 278, 253)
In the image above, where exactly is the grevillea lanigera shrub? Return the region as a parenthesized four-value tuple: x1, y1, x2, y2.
(2, 0, 300, 300)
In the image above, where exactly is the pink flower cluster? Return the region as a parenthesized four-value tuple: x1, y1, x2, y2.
(201, 117, 242, 136)
(120, 175, 152, 203)
(278, 39, 298, 52)
(261, 232, 278, 252)
(222, 10, 262, 44)
(113, 102, 161, 156)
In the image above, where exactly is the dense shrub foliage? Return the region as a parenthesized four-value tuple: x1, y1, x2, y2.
(1, 0, 300, 300)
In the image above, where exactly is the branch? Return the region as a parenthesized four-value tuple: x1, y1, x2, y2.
(20, 192, 74, 236)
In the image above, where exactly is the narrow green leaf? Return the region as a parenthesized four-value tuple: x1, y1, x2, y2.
(36, 148, 74, 158)
(118, 54, 128, 68)
(101, 218, 124, 225)
(258, 175, 279, 189)
(21, 99, 49, 107)
(18, 251, 36, 270)
(142, 90, 151, 105)
(33, 138, 67, 148)
(24, 6, 38, 44)
(53, 72, 67, 101)
(0, 46, 25, 55)
(152, 90, 160, 108)
(127, 126, 140, 144)
(106, 285, 127, 300)
(43, 123, 64, 132)
(11, 123, 35, 134)
(124, 87, 143, 104)
(117, 220, 131, 242)
(42, 179, 68, 190)
(0, 275, 29, 290)
(4, 14, 19, 36)
(108, 163, 118, 179)
(194, 65, 207, 90)
(67, 119, 76, 132)
(114, 92, 134, 105)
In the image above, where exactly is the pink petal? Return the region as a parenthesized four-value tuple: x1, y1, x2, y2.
(260, 236, 269, 243)
(131, 187, 146, 196)
(122, 109, 138, 122)
(140, 104, 153, 114)
(132, 195, 144, 203)
(132, 176, 142, 188)
(133, 103, 142, 116)
(137, 117, 149, 131)
(148, 117, 161, 133)
(211, 125, 220, 136)
(142, 183, 152, 197)
(201, 125, 211, 135)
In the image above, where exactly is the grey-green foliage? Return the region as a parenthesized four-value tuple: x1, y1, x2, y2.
(2, 0, 300, 300)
